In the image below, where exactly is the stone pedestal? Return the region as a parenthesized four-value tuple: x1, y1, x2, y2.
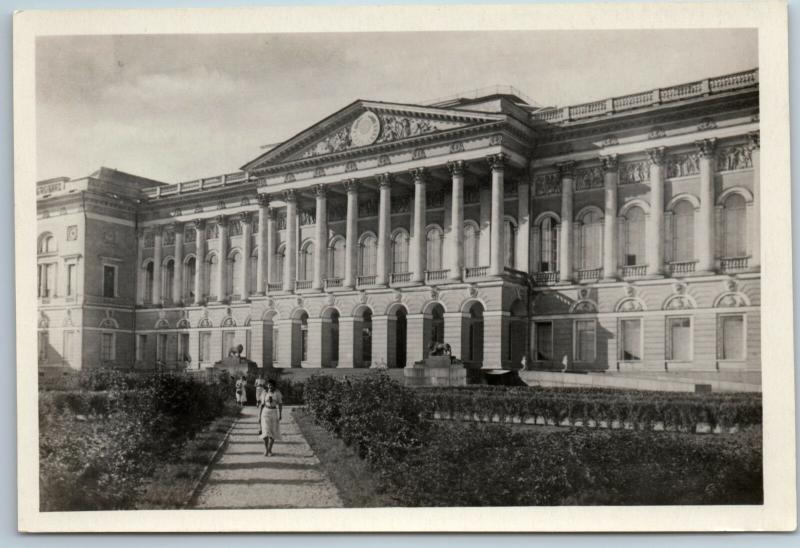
(403, 355, 467, 387)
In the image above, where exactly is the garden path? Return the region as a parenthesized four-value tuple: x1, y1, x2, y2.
(192, 405, 344, 509)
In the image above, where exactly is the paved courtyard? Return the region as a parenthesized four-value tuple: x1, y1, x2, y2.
(192, 405, 343, 509)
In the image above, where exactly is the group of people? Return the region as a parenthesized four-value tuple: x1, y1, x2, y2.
(234, 375, 283, 458)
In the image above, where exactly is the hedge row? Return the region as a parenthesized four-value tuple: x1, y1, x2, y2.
(303, 373, 763, 506)
(416, 386, 762, 430)
(39, 373, 237, 511)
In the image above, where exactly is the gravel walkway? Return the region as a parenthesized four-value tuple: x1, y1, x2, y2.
(192, 405, 344, 509)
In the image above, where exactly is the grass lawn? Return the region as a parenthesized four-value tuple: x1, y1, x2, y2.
(135, 411, 238, 509)
(292, 408, 399, 507)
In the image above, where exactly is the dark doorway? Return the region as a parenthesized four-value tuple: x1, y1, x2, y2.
(361, 309, 372, 367)
(396, 308, 407, 367)
(466, 302, 484, 366)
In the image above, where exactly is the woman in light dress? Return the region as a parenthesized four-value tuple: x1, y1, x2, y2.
(235, 375, 247, 407)
(258, 379, 283, 457)
(254, 376, 266, 403)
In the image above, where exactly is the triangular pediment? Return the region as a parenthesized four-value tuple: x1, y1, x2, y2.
(242, 100, 505, 171)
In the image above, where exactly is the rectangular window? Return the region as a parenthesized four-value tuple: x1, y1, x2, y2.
(223, 331, 236, 358)
(179, 333, 190, 363)
(136, 334, 147, 361)
(619, 319, 642, 361)
(199, 332, 211, 362)
(101, 333, 114, 361)
(38, 263, 56, 298)
(67, 264, 77, 296)
(719, 315, 745, 360)
(103, 265, 116, 298)
(156, 333, 168, 362)
(667, 317, 692, 361)
(63, 331, 74, 366)
(534, 322, 553, 361)
(38, 331, 49, 364)
(272, 328, 279, 362)
(574, 320, 596, 362)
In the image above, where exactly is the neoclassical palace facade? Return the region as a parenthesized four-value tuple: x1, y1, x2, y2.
(37, 68, 760, 380)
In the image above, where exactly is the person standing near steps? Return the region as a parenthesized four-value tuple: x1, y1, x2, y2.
(257, 379, 283, 457)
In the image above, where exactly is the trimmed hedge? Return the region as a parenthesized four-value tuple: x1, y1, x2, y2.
(304, 373, 763, 506)
(417, 386, 761, 430)
(39, 373, 236, 511)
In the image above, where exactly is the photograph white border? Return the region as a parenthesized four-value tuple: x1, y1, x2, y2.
(14, 1, 796, 533)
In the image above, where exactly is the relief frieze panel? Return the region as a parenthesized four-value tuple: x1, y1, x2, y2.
(359, 198, 378, 218)
(619, 161, 650, 185)
(391, 195, 411, 214)
(276, 212, 287, 230)
(574, 166, 603, 191)
(299, 209, 316, 226)
(666, 152, 700, 179)
(534, 173, 561, 196)
(716, 144, 753, 172)
(426, 190, 445, 209)
(184, 226, 196, 243)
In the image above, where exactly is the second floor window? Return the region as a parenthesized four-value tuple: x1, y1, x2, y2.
(37, 263, 56, 298)
(538, 217, 559, 272)
(426, 226, 444, 271)
(576, 210, 603, 270)
(464, 222, 480, 269)
(328, 237, 346, 279)
(391, 231, 409, 274)
(722, 193, 747, 258)
(621, 206, 646, 266)
(359, 235, 377, 277)
(103, 265, 116, 298)
(672, 200, 696, 262)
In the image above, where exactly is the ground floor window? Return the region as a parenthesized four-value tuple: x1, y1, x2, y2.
(534, 321, 553, 361)
(619, 318, 642, 361)
(272, 327, 279, 362)
(574, 319, 596, 362)
(199, 332, 211, 362)
(718, 314, 745, 360)
(101, 332, 115, 362)
(136, 334, 147, 361)
(666, 317, 692, 362)
(223, 331, 235, 359)
(156, 333, 167, 362)
(179, 333, 190, 363)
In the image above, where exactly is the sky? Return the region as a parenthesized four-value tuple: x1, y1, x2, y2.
(36, 29, 758, 184)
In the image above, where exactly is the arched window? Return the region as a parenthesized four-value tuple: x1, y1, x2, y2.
(723, 194, 747, 258)
(359, 234, 377, 276)
(463, 222, 480, 269)
(328, 237, 346, 279)
(206, 254, 218, 298)
(38, 233, 55, 254)
(249, 248, 258, 293)
(184, 257, 196, 301)
(426, 226, 444, 271)
(274, 245, 285, 284)
(391, 230, 410, 274)
(298, 241, 315, 281)
(228, 251, 242, 297)
(621, 206, 646, 266)
(672, 200, 695, 262)
(577, 209, 603, 270)
(144, 261, 154, 303)
(504, 218, 517, 269)
(163, 259, 175, 302)
(538, 216, 559, 272)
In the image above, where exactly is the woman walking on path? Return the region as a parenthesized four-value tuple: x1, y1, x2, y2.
(257, 379, 283, 456)
(235, 375, 247, 407)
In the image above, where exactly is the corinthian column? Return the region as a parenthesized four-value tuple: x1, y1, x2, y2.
(748, 131, 760, 270)
(695, 138, 717, 274)
(193, 220, 206, 305)
(256, 194, 270, 295)
(558, 161, 575, 283)
(216, 216, 228, 301)
(343, 180, 359, 289)
(152, 228, 163, 305)
(646, 147, 666, 277)
(411, 168, 427, 283)
(173, 223, 184, 304)
(601, 155, 619, 281)
(448, 160, 465, 281)
(313, 185, 328, 291)
(283, 190, 298, 292)
(376, 173, 392, 286)
(488, 154, 506, 277)
(241, 213, 252, 301)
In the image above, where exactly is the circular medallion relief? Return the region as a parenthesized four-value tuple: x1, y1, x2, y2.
(350, 111, 381, 148)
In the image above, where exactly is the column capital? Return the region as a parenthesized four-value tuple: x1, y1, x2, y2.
(344, 178, 360, 193)
(646, 147, 666, 166)
(486, 153, 507, 172)
(283, 189, 297, 203)
(556, 160, 576, 178)
(314, 184, 327, 198)
(409, 167, 427, 182)
(447, 160, 465, 177)
(257, 193, 271, 206)
(600, 154, 619, 172)
(377, 173, 393, 187)
(694, 138, 717, 158)
(748, 130, 760, 150)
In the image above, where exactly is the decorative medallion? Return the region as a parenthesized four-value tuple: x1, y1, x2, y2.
(468, 285, 478, 298)
(723, 279, 737, 293)
(623, 285, 636, 298)
(578, 288, 590, 300)
(266, 298, 275, 309)
(378, 155, 391, 167)
(284, 173, 296, 184)
(326, 294, 336, 307)
(359, 291, 368, 304)
(393, 290, 402, 303)
(490, 134, 504, 146)
(295, 297, 303, 307)
(345, 161, 357, 172)
(450, 142, 464, 153)
(430, 287, 439, 301)
(66, 225, 78, 241)
(350, 111, 381, 148)
(673, 282, 687, 295)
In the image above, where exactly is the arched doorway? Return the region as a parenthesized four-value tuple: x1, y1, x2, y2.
(299, 312, 309, 365)
(361, 309, 372, 367)
(423, 303, 445, 358)
(508, 299, 527, 368)
(395, 307, 407, 367)
(464, 302, 484, 367)
(321, 308, 340, 368)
